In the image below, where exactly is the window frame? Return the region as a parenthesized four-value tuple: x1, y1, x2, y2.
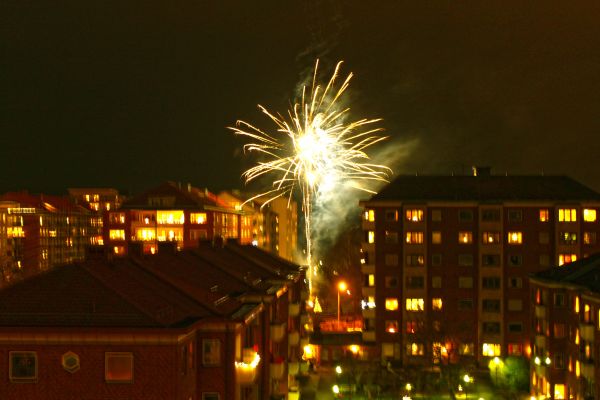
(105, 352, 134, 384)
(9, 351, 37, 383)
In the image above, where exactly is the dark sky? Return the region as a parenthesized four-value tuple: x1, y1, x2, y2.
(2, 1, 600, 195)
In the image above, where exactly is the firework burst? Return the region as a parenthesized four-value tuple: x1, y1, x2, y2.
(230, 60, 391, 294)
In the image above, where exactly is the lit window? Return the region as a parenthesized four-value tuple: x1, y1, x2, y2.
(539, 209, 549, 222)
(481, 343, 501, 357)
(507, 231, 522, 244)
(583, 209, 597, 222)
(406, 254, 424, 266)
(113, 246, 125, 255)
(135, 229, 156, 241)
(405, 209, 423, 222)
(459, 343, 474, 356)
(367, 274, 375, 287)
(406, 298, 424, 311)
(406, 321, 421, 334)
(367, 231, 375, 244)
(190, 213, 207, 224)
(109, 229, 125, 240)
(584, 232, 597, 245)
(507, 343, 523, 356)
(558, 254, 577, 266)
(559, 232, 577, 245)
(405, 232, 424, 244)
(7, 226, 25, 238)
(109, 212, 126, 224)
(558, 208, 577, 222)
(458, 231, 473, 244)
(482, 232, 500, 244)
(406, 343, 424, 356)
(554, 384, 565, 400)
(385, 298, 399, 311)
(574, 296, 580, 313)
(432, 298, 443, 311)
(105, 352, 133, 383)
(576, 360, 580, 377)
(385, 320, 398, 333)
(157, 210, 185, 224)
(9, 351, 37, 383)
(431, 231, 442, 244)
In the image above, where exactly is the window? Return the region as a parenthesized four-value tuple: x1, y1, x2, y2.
(458, 299, 473, 310)
(558, 208, 577, 222)
(507, 343, 523, 356)
(431, 209, 442, 222)
(384, 231, 398, 244)
(406, 254, 424, 266)
(554, 323, 566, 338)
(558, 254, 577, 266)
(507, 277, 522, 289)
(482, 209, 500, 221)
(539, 209, 549, 222)
(384, 254, 398, 266)
(9, 351, 37, 383)
(109, 212, 126, 224)
(507, 254, 522, 266)
(385, 320, 399, 333)
(366, 231, 375, 244)
(190, 229, 208, 241)
(539, 254, 550, 267)
(458, 209, 473, 222)
(482, 254, 500, 267)
(406, 320, 423, 334)
(507, 231, 522, 244)
(508, 209, 522, 222)
(406, 298, 424, 311)
(385, 276, 399, 288)
(364, 209, 375, 222)
(431, 231, 442, 244)
(482, 232, 500, 244)
(574, 296, 580, 313)
(584, 232, 597, 245)
(405, 209, 423, 222)
(157, 210, 185, 224)
(105, 352, 133, 383)
(365, 274, 375, 287)
(431, 298, 443, 311)
(385, 298, 399, 311)
(483, 299, 501, 313)
(554, 354, 565, 369)
(507, 323, 523, 333)
(406, 276, 425, 289)
(554, 293, 565, 307)
(406, 343, 424, 356)
(458, 277, 473, 289)
(203, 393, 220, 400)
(458, 254, 474, 266)
(459, 343, 474, 356)
(507, 299, 522, 311)
(482, 343, 500, 357)
(385, 210, 398, 221)
(135, 228, 155, 241)
(405, 232, 424, 244)
(539, 232, 549, 244)
(458, 231, 473, 244)
(431, 276, 442, 288)
(431, 254, 442, 266)
(483, 322, 500, 334)
(190, 213, 207, 224)
(482, 277, 501, 289)
(202, 339, 221, 365)
(109, 229, 125, 240)
(583, 208, 596, 222)
(559, 232, 577, 245)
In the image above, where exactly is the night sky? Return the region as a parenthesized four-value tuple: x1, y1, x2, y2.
(2, 2, 600, 195)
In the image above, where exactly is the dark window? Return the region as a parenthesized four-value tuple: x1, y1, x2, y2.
(507, 254, 523, 266)
(507, 323, 523, 333)
(9, 352, 37, 383)
(431, 254, 442, 267)
(459, 209, 474, 222)
(482, 299, 501, 313)
(406, 276, 425, 289)
(507, 277, 522, 289)
(482, 209, 500, 221)
(385, 231, 398, 244)
(507, 209, 522, 222)
(406, 254, 425, 267)
(385, 276, 399, 288)
(554, 293, 566, 307)
(385, 210, 398, 221)
(458, 299, 474, 310)
(458, 254, 474, 266)
(482, 277, 501, 289)
(483, 322, 501, 334)
(482, 254, 500, 267)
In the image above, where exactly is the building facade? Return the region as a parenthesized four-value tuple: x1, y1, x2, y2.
(359, 172, 600, 368)
(530, 254, 600, 400)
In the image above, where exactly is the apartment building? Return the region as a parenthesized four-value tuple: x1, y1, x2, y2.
(358, 170, 600, 368)
(530, 254, 600, 400)
(68, 187, 123, 213)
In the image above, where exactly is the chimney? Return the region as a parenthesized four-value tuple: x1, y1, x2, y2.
(472, 166, 491, 177)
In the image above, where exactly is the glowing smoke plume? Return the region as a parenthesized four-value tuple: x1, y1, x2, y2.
(230, 60, 391, 294)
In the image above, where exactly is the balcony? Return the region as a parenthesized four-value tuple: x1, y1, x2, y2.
(582, 362, 595, 379)
(362, 330, 376, 342)
(535, 334, 546, 349)
(270, 362, 285, 380)
(535, 305, 546, 319)
(361, 263, 375, 274)
(288, 361, 300, 375)
(580, 323, 595, 342)
(271, 322, 286, 342)
(288, 332, 299, 346)
(235, 348, 260, 385)
(289, 302, 300, 317)
(362, 308, 376, 319)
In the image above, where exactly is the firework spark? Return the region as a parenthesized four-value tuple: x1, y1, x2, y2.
(230, 60, 391, 294)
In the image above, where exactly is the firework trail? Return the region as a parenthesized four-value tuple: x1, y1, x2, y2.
(230, 60, 391, 295)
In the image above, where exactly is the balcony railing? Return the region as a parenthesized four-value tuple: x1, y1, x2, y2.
(289, 302, 300, 317)
(271, 322, 286, 342)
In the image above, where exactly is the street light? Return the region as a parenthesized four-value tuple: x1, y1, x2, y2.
(337, 281, 347, 326)
(463, 374, 471, 399)
(493, 357, 500, 385)
(335, 365, 342, 374)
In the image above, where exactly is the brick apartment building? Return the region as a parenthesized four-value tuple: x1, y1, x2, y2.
(530, 254, 600, 400)
(0, 192, 101, 286)
(358, 169, 600, 368)
(0, 240, 308, 400)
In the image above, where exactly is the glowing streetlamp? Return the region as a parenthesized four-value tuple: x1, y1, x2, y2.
(337, 281, 347, 326)
(493, 356, 500, 384)
(463, 374, 471, 399)
(335, 365, 342, 374)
